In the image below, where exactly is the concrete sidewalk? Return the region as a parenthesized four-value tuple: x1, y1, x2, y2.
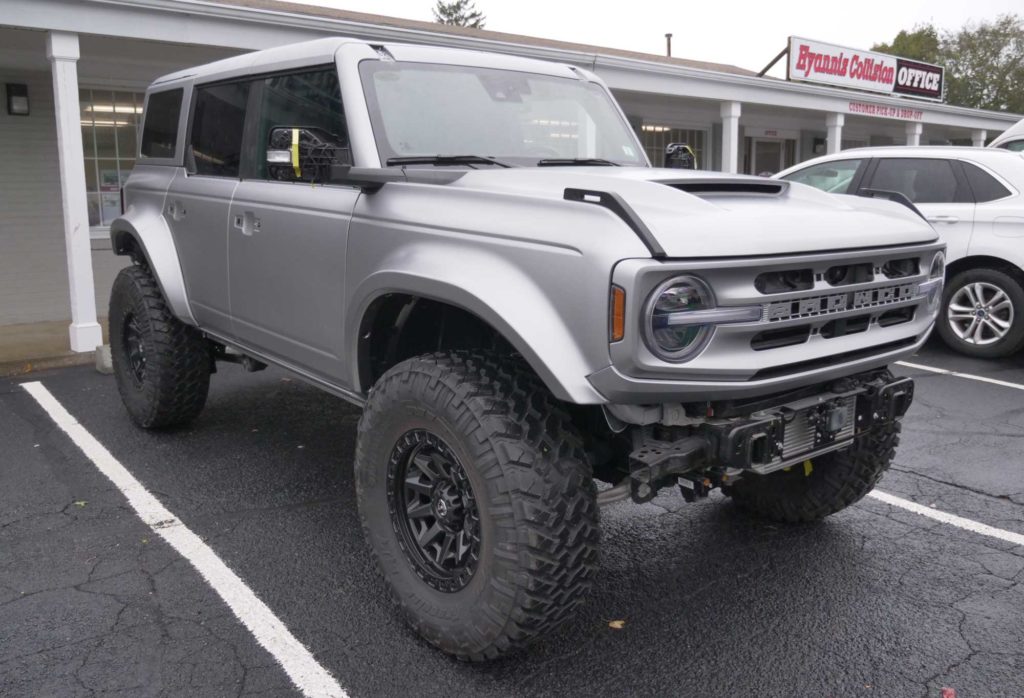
(0, 319, 107, 376)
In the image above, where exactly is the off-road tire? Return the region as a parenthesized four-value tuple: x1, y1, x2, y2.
(936, 267, 1024, 359)
(725, 421, 900, 523)
(109, 264, 211, 429)
(355, 351, 600, 661)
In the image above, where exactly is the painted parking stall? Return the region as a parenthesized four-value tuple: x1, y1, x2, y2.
(3, 339, 1023, 697)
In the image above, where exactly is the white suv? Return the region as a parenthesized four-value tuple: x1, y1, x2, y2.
(990, 118, 1024, 152)
(777, 147, 1024, 358)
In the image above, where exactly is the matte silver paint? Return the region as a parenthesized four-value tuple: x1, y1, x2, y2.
(114, 37, 943, 407)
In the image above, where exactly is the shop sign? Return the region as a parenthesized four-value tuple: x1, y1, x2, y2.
(848, 101, 923, 121)
(788, 37, 944, 101)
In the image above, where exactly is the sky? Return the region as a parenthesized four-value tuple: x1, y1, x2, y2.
(281, 0, 1021, 77)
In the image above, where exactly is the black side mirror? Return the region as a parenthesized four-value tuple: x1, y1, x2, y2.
(665, 142, 697, 170)
(267, 126, 352, 183)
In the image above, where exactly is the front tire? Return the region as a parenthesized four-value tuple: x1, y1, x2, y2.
(726, 422, 900, 523)
(109, 264, 211, 429)
(355, 352, 599, 661)
(937, 268, 1024, 359)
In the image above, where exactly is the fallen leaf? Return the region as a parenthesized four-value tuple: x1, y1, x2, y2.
(608, 619, 626, 630)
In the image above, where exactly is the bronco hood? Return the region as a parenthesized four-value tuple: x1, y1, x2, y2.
(446, 167, 937, 258)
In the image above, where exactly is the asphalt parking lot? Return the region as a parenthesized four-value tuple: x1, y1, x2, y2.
(2, 338, 1022, 698)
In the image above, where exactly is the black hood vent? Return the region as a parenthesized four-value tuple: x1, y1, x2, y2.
(660, 178, 789, 196)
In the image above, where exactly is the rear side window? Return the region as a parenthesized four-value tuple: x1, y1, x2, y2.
(189, 81, 251, 177)
(961, 162, 1012, 202)
(783, 159, 862, 194)
(870, 158, 966, 204)
(998, 140, 1024, 152)
(140, 88, 183, 158)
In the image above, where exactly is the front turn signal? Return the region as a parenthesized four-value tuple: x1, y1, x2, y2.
(610, 285, 626, 342)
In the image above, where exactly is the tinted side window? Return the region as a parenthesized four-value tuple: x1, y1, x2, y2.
(961, 162, 1011, 202)
(140, 88, 183, 158)
(253, 68, 348, 180)
(870, 158, 964, 204)
(783, 159, 862, 194)
(1000, 140, 1024, 152)
(189, 82, 250, 177)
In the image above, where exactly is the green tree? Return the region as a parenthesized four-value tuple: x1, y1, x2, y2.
(873, 14, 1024, 112)
(871, 24, 940, 64)
(432, 0, 486, 28)
(942, 14, 1024, 112)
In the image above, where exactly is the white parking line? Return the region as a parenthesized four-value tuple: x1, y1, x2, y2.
(896, 360, 1024, 392)
(867, 490, 1024, 547)
(21, 382, 348, 698)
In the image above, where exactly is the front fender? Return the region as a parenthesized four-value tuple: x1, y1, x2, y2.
(110, 209, 196, 325)
(347, 246, 608, 404)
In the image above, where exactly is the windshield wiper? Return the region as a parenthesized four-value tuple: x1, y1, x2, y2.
(536, 158, 621, 167)
(384, 155, 513, 168)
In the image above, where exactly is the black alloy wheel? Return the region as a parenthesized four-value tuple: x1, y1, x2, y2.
(387, 429, 481, 593)
(123, 312, 147, 384)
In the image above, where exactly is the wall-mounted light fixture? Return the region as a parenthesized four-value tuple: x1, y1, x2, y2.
(6, 84, 29, 116)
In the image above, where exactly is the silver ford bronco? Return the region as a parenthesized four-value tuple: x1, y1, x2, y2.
(110, 38, 944, 660)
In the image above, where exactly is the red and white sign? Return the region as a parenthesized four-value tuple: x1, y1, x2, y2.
(787, 37, 944, 101)
(848, 102, 923, 121)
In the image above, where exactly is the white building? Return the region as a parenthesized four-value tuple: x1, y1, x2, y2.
(1, 0, 1019, 361)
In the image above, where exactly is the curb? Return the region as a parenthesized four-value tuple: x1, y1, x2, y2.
(0, 351, 97, 378)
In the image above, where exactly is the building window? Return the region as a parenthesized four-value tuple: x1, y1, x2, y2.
(639, 124, 707, 168)
(80, 88, 143, 231)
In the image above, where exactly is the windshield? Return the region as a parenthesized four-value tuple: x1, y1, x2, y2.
(359, 61, 647, 167)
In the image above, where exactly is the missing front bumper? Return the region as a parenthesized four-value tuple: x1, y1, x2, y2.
(621, 371, 914, 504)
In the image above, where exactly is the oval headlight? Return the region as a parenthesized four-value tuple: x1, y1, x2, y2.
(644, 276, 714, 361)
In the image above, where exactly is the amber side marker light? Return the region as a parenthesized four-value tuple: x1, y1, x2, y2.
(610, 285, 626, 342)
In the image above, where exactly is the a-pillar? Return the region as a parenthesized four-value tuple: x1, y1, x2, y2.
(46, 31, 102, 352)
(905, 122, 923, 147)
(826, 113, 844, 155)
(720, 101, 741, 174)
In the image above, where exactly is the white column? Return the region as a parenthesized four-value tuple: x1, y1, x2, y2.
(826, 113, 845, 155)
(905, 122, 923, 147)
(46, 31, 102, 353)
(720, 101, 741, 174)
(971, 129, 988, 148)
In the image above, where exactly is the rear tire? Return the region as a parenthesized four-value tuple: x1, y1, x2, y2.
(355, 351, 599, 661)
(109, 264, 211, 429)
(726, 422, 900, 523)
(937, 267, 1024, 359)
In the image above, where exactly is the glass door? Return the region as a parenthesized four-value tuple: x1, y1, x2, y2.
(751, 138, 785, 176)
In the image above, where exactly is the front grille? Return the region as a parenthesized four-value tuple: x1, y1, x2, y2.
(614, 242, 940, 388)
(762, 282, 918, 322)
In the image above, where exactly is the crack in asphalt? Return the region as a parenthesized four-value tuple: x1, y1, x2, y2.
(889, 466, 1024, 507)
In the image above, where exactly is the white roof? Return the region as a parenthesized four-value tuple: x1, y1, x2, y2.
(152, 36, 579, 87)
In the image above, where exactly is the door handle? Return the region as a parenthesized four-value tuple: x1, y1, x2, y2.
(167, 200, 186, 221)
(233, 211, 261, 236)
(926, 215, 959, 224)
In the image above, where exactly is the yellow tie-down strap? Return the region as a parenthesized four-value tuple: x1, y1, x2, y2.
(291, 128, 301, 178)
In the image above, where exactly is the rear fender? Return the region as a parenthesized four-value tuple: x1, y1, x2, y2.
(110, 209, 196, 325)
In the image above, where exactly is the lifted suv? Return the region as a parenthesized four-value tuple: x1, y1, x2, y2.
(110, 38, 944, 660)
